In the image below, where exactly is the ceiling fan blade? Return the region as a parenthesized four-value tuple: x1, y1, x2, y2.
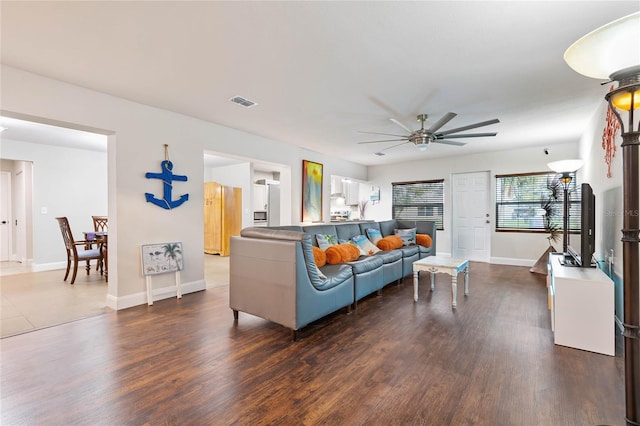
(382, 141, 411, 151)
(358, 130, 408, 137)
(438, 118, 500, 136)
(389, 118, 414, 134)
(437, 132, 498, 139)
(358, 138, 408, 144)
(426, 112, 457, 133)
(433, 139, 467, 146)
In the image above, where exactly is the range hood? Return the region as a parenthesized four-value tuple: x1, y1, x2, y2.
(330, 176, 346, 199)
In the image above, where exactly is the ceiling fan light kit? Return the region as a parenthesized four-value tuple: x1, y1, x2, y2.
(358, 112, 500, 153)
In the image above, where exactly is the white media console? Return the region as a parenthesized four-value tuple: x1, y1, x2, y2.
(547, 253, 615, 356)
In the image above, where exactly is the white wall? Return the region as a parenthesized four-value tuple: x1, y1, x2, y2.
(1, 65, 367, 309)
(0, 139, 107, 269)
(578, 101, 624, 271)
(367, 142, 580, 265)
(206, 162, 253, 228)
(578, 98, 625, 324)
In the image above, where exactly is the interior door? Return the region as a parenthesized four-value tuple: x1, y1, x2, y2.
(0, 172, 11, 261)
(14, 168, 26, 263)
(452, 171, 491, 262)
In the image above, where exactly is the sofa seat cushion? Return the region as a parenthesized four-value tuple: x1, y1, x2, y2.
(373, 249, 403, 264)
(397, 245, 420, 257)
(418, 245, 434, 257)
(315, 264, 354, 290)
(348, 255, 384, 274)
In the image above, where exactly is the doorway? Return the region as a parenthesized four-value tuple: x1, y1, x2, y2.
(452, 171, 491, 262)
(0, 171, 11, 261)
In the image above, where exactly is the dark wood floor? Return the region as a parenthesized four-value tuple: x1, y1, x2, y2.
(1, 262, 625, 425)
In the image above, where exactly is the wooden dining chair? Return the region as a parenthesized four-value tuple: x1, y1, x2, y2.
(92, 216, 108, 232)
(91, 216, 108, 275)
(55, 217, 103, 284)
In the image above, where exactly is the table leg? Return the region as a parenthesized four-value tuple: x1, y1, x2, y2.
(430, 272, 435, 291)
(464, 265, 469, 296)
(413, 270, 419, 302)
(146, 276, 153, 306)
(451, 274, 458, 309)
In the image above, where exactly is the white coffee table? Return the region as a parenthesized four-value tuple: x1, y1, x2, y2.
(413, 256, 469, 308)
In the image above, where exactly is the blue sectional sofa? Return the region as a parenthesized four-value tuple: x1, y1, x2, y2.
(229, 219, 437, 339)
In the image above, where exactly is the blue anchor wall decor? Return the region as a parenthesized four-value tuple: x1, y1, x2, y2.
(145, 145, 189, 210)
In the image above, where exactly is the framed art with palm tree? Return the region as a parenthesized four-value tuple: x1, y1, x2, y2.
(141, 242, 184, 275)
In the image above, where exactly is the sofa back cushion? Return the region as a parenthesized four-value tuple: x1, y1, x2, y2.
(378, 220, 400, 237)
(359, 221, 380, 236)
(335, 223, 362, 242)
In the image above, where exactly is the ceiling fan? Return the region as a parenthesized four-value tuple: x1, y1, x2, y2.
(358, 113, 500, 152)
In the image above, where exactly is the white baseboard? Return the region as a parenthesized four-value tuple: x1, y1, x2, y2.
(32, 261, 67, 272)
(106, 279, 207, 310)
(490, 257, 535, 267)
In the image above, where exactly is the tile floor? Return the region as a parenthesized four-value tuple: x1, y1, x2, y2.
(0, 254, 230, 338)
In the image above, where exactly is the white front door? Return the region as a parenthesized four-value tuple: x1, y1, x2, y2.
(0, 172, 11, 261)
(452, 171, 491, 262)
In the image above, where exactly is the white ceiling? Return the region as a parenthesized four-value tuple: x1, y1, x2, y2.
(1, 1, 638, 166)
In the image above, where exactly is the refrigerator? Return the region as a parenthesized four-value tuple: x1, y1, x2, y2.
(254, 179, 280, 227)
(267, 182, 280, 226)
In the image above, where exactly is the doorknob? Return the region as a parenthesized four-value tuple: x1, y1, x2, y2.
(486, 220, 490, 224)
(1, 221, 7, 224)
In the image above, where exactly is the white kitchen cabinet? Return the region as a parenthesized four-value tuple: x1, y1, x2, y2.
(345, 181, 359, 205)
(253, 184, 267, 211)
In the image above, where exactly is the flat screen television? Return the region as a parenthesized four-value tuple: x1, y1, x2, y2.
(566, 183, 596, 268)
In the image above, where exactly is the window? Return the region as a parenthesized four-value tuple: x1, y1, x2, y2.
(495, 172, 579, 232)
(392, 179, 444, 230)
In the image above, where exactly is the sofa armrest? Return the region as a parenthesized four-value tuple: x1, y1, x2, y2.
(230, 236, 299, 330)
(230, 231, 355, 332)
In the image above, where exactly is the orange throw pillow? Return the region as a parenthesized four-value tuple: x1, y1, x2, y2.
(325, 243, 361, 264)
(312, 246, 327, 267)
(377, 235, 403, 251)
(416, 234, 432, 248)
(344, 243, 361, 260)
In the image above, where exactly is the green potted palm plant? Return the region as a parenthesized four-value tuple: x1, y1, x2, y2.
(530, 175, 562, 274)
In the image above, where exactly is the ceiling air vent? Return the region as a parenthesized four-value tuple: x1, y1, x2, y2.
(229, 96, 257, 108)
